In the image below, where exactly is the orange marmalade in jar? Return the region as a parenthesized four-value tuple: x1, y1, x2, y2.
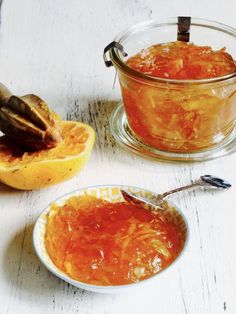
(105, 18, 236, 158)
(119, 41, 236, 152)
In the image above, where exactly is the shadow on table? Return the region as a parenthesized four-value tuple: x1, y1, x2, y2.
(2, 223, 101, 299)
(3, 223, 59, 294)
(0, 181, 21, 194)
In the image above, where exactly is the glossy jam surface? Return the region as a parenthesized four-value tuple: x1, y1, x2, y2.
(45, 195, 183, 286)
(126, 41, 236, 79)
(119, 41, 236, 152)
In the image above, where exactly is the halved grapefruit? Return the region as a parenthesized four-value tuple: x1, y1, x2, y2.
(0, 121, 95, 190)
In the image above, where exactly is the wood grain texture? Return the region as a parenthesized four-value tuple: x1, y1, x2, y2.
(0, 0, 236, 313)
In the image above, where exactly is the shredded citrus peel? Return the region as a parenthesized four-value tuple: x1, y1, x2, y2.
(45, 194, 182, 286)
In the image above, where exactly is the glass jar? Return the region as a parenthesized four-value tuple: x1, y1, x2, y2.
(105, 17, 236, 161)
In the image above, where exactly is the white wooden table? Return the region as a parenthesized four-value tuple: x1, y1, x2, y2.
(0, 1, 236, 313)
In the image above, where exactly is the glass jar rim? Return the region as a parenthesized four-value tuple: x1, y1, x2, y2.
(110, 17, 236, 85)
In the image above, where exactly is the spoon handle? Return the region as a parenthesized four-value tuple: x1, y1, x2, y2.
(121, 175, 231, 211)
(159, 181, 203, 199)
(159, 175, 232, 200)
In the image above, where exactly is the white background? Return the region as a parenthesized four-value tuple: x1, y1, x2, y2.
(0, 0, 236, 313)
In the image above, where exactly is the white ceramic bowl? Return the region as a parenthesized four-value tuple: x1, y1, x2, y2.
(33, 185, 189, 293)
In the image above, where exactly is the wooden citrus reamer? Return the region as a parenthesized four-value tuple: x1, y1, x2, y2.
(0, 83, 61, 150)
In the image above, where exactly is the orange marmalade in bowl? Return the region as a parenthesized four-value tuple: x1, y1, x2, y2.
(45, 194, 184, 286)
(119, 41, 236, 152)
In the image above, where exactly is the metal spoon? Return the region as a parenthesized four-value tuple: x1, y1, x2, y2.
(121, 175, 231, 210)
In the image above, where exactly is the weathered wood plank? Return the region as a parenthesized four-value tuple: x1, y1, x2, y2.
(0, 0, 236, 313)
